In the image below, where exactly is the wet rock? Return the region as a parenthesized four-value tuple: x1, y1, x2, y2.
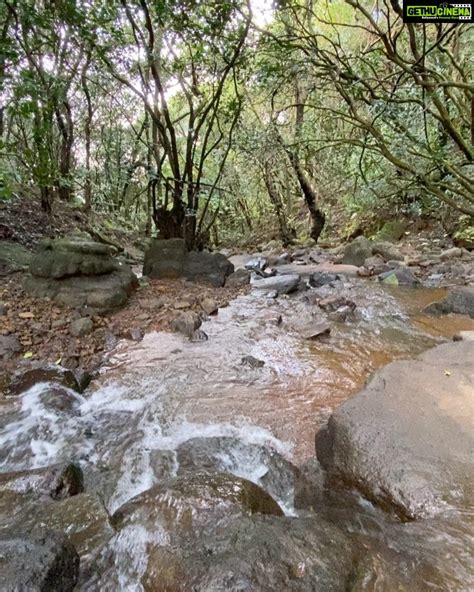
(308, 271, 340, 288)
(0, 529, 79, 592)
(3, 363, 80, 395)
(0, 463, 84, 500)
(0, 241, 32, 276)
(318, 296, 356, 313)
(140, 515, 352, 592)
(316, 341, 474, 520)
(189, 329, 209, 342)
(245, 257, 268, 271)
(379, 267, 420, 287)
(372, 240, 404, 262)
(200, 297, 218, 316)
(454, 330, 474, 341)
(440, 247, 463, 260)
(328, 305, 355, 323)
(0, 334, 21, 359)
(124, 327, 144, 342)
(225, 268, 251, 287)
(241, 355, 265, 368)
(39, 387, 82, 415)
(251, 273, 300, 295)
(171, 311, 202, 336)
(176, 437, 299, 507)
(425, 286, 474, 318)
(300, 320, 331, 340)
(143, 239, 234, 286)
(342, 236, 372, 267)
(111, 471, 283, 536)
(69, 317, 94, 337)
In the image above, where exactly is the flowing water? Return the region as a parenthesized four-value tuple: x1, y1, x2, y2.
(1, 276, 473, 590)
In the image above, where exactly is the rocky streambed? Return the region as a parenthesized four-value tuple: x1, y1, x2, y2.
(1, 253, 474, 591)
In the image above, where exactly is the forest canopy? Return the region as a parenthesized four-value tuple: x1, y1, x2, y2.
(1, 0, 473, 248)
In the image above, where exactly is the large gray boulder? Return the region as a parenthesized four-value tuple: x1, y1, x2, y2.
(316, 341, 474, 520)
(425, 285, 474, 318)
(0, 529, 79, 591)
(30, 239, 117, 279)
(0, 241, 32, 275)
(143, 239, 234, 287)
(24, 238, 137, 311)
(24, 266, 136, 311)
(342, 236, 372, 267)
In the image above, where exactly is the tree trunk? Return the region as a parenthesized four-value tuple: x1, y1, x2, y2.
(263, 162, 295, 246)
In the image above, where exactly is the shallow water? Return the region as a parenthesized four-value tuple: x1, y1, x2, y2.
(1, 277, 473, 589)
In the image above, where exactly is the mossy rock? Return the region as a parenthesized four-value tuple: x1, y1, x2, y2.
(372, 220, 406, 242)
(453, 225, 474, 250)
(0, 241, 32, 276)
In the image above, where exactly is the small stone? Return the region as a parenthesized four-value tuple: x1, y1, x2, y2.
(125, 327, 144, 342)
(174, 300, 192, 310)
(0, 303, 6, 316)
(200, 298, 218, 316)
(171, 311, 202, 336)
(189, 329, 209, 342)
(52, 319, 69, 329)
(241, 355, 265, 368)
(301, 320, 331, 340)
(139, 297, 168, 310)
(69, 318, 94, 337)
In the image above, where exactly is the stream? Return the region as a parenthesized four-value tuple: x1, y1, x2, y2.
(1, 273, 473, 590)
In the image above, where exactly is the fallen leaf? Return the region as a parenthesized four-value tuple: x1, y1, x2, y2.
(55, 357, 62, 365)
(23, 351, 34, 359)
(444, 370, 451, 376)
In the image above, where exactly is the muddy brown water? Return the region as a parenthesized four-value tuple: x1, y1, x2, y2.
(1, 276, 473, 590)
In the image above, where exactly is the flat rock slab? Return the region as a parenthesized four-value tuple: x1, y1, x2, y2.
(316, 341, 474, 520)
(251, 273, 300, 295)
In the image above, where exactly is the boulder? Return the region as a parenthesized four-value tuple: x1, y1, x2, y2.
(440, 247, 463, 261)
(374, 220, 406, 242)
(30, 238, 117, 279)
(184, 251, 234, 287)
(225, 268, 251, 288)
(372, 240, 404, 262)
(425, 286, 474, 318)
(0, 241, 32, 275)
(175, 437, 299, 506)
(0, 529, 79, 591)
(251, 273, 300, 295)
(143, 239, 234, 286)
(24, 265, 136, 311)
(244, 257, 268, 271)
(342, 236, 372, 267)
(316, 341, 474, 519)
(111, 471, 283, 536)
(379, 267, 419, 287)
(139, 515, 353, 592)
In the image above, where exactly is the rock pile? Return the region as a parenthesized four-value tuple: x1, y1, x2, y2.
(23, 238, 137, 311)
